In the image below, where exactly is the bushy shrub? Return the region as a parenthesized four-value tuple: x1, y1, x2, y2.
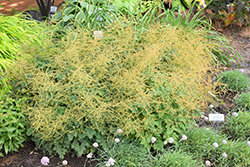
(217, 69, 250, 91)
(0, 94, 27, 157)
(223, 110, 250, 140)
(10, 19, 222, 158)
(235, 92, 250, 110)
(0, 14, 44, 72)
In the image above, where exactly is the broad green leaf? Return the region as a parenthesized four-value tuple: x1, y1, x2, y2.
(62, 14, 75, 22)
(52, 11, 63, 21)
(75, 11, 85, 23)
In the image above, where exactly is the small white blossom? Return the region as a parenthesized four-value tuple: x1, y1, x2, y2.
(117, 129, 122, 134)
(222, 152, 227, 158)
(151, 137, 156, 143)
(62, 160, 68, 165)
(93, 142, 99, 148)
(181, 135, 187, 141)
(87, 152, 93, 158)
(205, 160, 211, 166)
(163, 141, 168, 145)
(115, 138, 120, 143)
(222, 140, 227, 144)
(213, 143, 218, 148)
(169, 137, 174, 143)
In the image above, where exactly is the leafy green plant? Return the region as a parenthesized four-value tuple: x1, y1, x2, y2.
(223, 110, 250, 140)
(0, 94, 27, 157)
(51, 0, 118, 30)
(235, 92, 250, 110)
(0, 14, 44, 72)
(217, 69, 250, 91)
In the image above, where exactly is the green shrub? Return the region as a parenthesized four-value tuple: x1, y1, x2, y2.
(235, 92, 250, 110)
(223, 110, 250, 140)
(0, 94, 27, 157)
(0, 14, 44, 72)
(10, 19, 222, 158)
(217, 69, 250, 91)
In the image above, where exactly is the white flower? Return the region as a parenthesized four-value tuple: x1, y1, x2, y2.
(87, 152, 93, 158)
(108, 158, 115, 165)
(169, 137, 174, 143)
(117, 129, 122, 134)
(151, 137, 156, 143)
(213, 143, 218, 148)
(222, 140, 227, 144)
(233, 112, 238, 117)
(239, 69, 244, 73)
(181, 135, 187, 141)
(93, 142, 99, 148)
(106, 162, 111, 167)
(115, 138, 120, 143)
(41, 156, 50, 166)
(163, 141, 168, 145)
(209, 104, 214, 108)
(222, 152, 227, 158)
(62, 160, 68, 165)
(247, 141, 250, 147)
(204, 116, 209, 121)
(205, 160, 211, 166)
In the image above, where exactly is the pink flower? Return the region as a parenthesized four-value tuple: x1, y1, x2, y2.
(222, 152, 227, 158)
(108, 158, 115, 165)
(115, 138, 120, 143)
(205, 160, 211, 166)
(117, 129, 122, 134)
(233, 112, 238, 117)
(93, 142, 99, 148)
(247, 141, 250, 147)
(163, 141, 168, 145)
(169, 137, 174, 143)
(181, 135, 187, 141)
(151, 137, 156, 143)
(239, 69, 244, 73)
(213, 143, 218, 148)
(222, 140, 227, 144)
(41, 156, 50, 166)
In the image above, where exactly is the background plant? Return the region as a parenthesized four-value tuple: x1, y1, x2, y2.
(0, 14, 44, 72)
(235, 92, 250, 110)
(217, 69, 250, 92)
(0, 94, 27, 157)
(206, 0, 250, 27)
(51, 0, 118, 31)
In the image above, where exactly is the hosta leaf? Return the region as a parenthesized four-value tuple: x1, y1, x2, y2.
(62, 14, 74, 22)
(75, 11, 85, 23)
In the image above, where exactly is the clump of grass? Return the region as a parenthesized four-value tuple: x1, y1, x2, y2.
(235, 92, 250, 110)
(223, 110, 250, 140)
(217, 69, 250, 92)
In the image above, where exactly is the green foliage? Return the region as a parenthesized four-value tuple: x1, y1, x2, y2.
(0, 14, 44, 72)
(207, 0, 250, 27)
(51, 0, 118, 30)
(10, 19, 222, 158)
(94, 136, 152, 167)
(217, 69, 250, 91)
(0, 72, 13, 95)
(151, 149, 202, 166)
(177, 125, 250, 166)
(223, 110, 250, 140)
(0, 94, 26, 157)
(235, 92, 250, 110)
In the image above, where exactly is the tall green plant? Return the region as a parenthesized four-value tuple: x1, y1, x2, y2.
(0, 14, 44, 72)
